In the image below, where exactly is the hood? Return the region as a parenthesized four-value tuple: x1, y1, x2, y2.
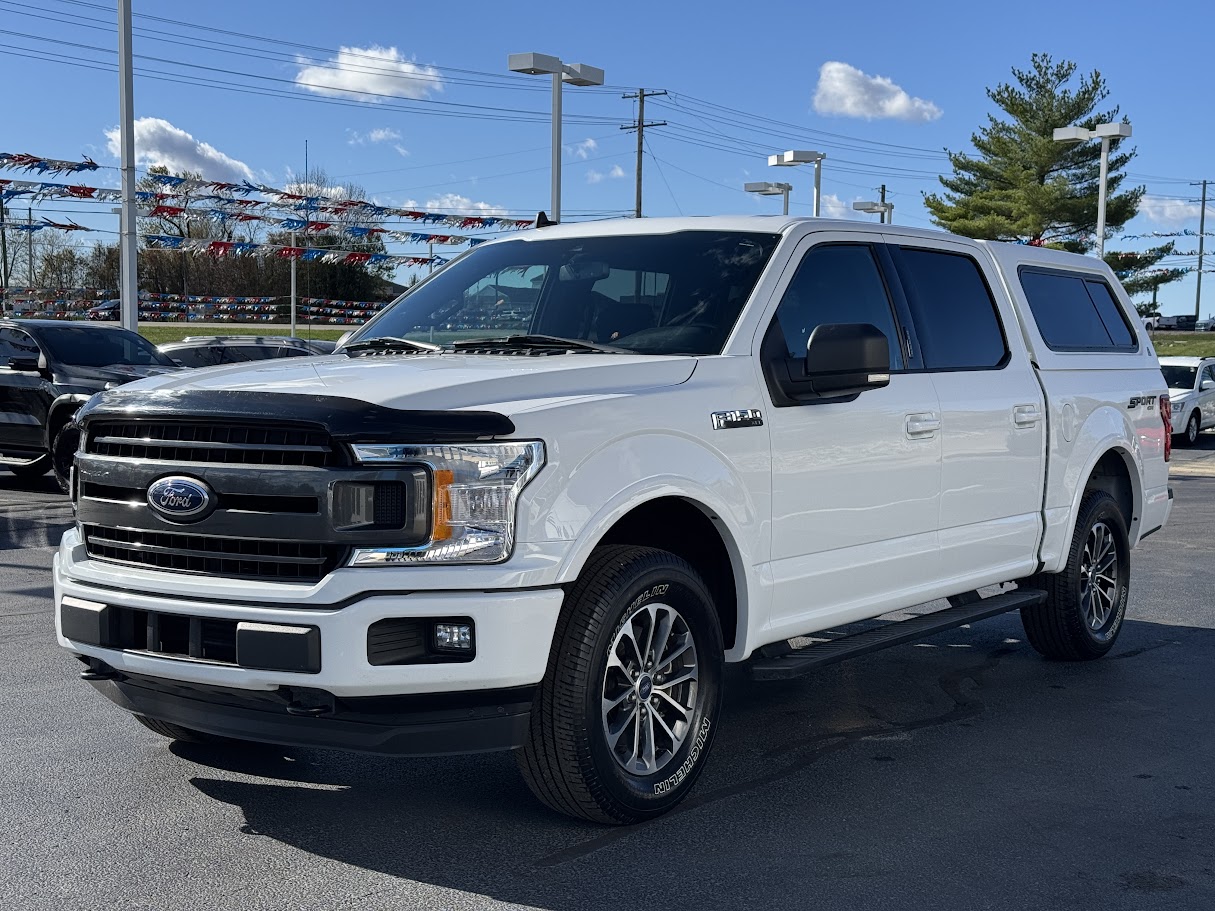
(116, 353, 698, 412)
(55, 362, 180, 390)
(1168, 386, 1192, 399)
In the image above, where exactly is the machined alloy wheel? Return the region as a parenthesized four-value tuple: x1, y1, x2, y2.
(601, 602, 699, 776)
(519, 545, 723, 824)
(1020, 489, 1130, 660)
(1079, 521, 1119, 633)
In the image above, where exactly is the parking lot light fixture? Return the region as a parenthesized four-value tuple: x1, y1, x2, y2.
(508, 53, 605, 225)
(1052, 122, 1133, 257)
(853, 200, 894, 224)
(744, 181, 793, 215)
(769, 150, 826, 217)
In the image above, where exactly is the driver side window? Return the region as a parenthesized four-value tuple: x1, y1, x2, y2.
(0, 327, 40, 366)
(773, 244, 904, 370)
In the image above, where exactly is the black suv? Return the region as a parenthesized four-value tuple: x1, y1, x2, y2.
(0, 320, 178, 489)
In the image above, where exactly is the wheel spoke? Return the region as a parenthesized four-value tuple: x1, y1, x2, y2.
(618, 625, 644, 673)
(654, 687, 691, 718)
(601, 688, 631, 715)
(606, 706, 637, 750)
(639, 605, 658, 666)
(650, 609, 676, 670)
(641, 709, 657, 772)
(659, 637, 692, 670)
(656, 667, 698, 690)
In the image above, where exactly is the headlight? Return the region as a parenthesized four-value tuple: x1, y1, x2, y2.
(347, 441, 544, 565)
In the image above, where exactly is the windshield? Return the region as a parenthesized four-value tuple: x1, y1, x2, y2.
(1161, 365, 1198, 390)
(351, 230, 781, 356)
(36, 325, 175, 368)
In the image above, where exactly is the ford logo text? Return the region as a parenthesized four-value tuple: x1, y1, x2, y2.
(146, 476, 213, 522)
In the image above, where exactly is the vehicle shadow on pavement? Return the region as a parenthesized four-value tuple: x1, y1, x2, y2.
(0, 474, 72, 550)
(178, 616, 1215, 911)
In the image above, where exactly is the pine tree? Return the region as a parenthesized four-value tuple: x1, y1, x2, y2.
(925, 54, 1142, 251)
(1103, 244, 1187, 313)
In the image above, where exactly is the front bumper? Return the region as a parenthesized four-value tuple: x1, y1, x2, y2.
(82, 667, 535, 756)
(55, 528, 565, 701)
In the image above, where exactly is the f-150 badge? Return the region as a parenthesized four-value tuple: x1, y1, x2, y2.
(712, 409, 764, 430)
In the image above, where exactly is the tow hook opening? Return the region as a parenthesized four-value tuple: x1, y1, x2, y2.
(280, 687, 336, 717)
(77, 655, 119, 681)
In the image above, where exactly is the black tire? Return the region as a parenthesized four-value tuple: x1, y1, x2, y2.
(1020, 490, 1130, 660)
(133, 714, 234, 744)
(1183, 411, 1201, 446)
(518, 545, 724, 824)
(50, 421, 81, 494)
(6, 455, 51, 479)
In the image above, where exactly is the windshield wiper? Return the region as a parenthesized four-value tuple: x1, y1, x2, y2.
(450, 334, 628, 354)
(343, 336, 441, 355)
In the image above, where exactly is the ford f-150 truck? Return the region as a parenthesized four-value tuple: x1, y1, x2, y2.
(54, 217, 1173, 824)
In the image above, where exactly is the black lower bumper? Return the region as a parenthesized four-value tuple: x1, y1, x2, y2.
(83, 664, 534, 757)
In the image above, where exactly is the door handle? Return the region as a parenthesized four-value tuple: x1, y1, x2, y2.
(905, 413, 941, 437)
(1013, 404, 1042, 426)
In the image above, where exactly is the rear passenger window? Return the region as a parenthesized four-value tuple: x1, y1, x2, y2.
(773, 244, 904, 370)
(893, 248, 1007, 370)
(1019, 270, 1137, 351)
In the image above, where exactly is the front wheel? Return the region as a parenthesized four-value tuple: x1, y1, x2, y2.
(1020, 490, 1130, 660)
(1182, 411, 1201, 446)
(51, 421, 81, 494)
(518, 545, 724, 824)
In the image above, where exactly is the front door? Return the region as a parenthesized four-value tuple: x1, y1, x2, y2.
(0, 326, 50, 453)
(762, 236, 943, 639)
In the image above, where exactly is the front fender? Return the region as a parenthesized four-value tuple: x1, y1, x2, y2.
(527, 431, 767, 661)
(44, 393, 92, 448)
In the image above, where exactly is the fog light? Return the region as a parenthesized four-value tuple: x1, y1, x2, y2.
(433, 622, 473, 652)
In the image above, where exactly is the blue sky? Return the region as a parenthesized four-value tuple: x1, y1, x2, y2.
(2, 0, 1212, 314)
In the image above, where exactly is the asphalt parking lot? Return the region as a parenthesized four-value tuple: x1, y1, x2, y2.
(2, 442, 1214, 911)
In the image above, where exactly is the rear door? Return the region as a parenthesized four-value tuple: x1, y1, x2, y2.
(884, 238, 1045, 583)
(0, 326, 51, 452)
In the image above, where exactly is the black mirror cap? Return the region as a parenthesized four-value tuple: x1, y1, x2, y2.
(804, 323, 891, 396)
(7, 356, 40, 373)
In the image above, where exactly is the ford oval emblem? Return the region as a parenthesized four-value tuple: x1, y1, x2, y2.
(146, 476, 213, 522)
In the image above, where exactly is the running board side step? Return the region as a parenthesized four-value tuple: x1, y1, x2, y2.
(749, 589, 1047, 681)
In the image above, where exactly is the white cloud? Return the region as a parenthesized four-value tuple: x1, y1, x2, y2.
(295, 46, 441, 101)
(1140, 194, 1214, 227)
(104, 117, 254, 182)
(566, 138, 597, 160)
(587, 164, 627, 184)
(820, 194, 866, 220)
(813, 62, 942, 122)
(348, 126, 403, 145)
(425, 193, 508, 217)
(283, 181, 353, 201)
(393, 144, 410, 158)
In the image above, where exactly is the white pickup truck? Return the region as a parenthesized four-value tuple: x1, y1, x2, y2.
(55, 217, 1173, 824)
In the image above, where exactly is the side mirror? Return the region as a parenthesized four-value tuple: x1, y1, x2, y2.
(7, 356, 40, 373)
(762, 321, 890, 405)
(803, 323, 891, 397)
(1202, 379, 1214, 391)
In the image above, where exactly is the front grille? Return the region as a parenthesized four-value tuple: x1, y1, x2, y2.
(83, 524, 344, 582)
(107, 606, 240, 665)
(86, 421, 339, 467)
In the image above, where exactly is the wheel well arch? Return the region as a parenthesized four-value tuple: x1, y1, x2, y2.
(44, 395, 87, 448)
(1084, 448, 1136, 533)
(592, 497, 741, 652)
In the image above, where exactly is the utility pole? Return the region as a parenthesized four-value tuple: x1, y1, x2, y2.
(117, 0, 138, 332)
(1194, 179, 1208, 321)
(621, 89, 667, 218)
(27, 206, 34, 286)
(879, 184, 887, 225)
(0, 196, 9, 296)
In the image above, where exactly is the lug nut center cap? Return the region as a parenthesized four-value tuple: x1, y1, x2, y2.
(637, 675, 653, 700)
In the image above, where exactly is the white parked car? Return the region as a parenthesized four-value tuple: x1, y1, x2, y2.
(55, 217, 1172, 824)
(1159, 356, 1215, 445)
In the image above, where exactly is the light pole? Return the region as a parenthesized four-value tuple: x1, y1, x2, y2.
(744, 181, 793, 215)
(853, 200, 894, 224)
(769, 150, 826, 216)
(508, 53, 605, 224)
(1053, 122, 1132, 258)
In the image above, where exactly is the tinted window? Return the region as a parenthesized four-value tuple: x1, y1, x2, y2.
(35, 326, 174, 367)
(1083, 280, 1135, 347)
(773, 244, 903, 369)
(895, 248, 1006, 370)
(354, 231, 781, 356)
(1020, 270, 1137, 351)
(0, 327, 41, 364)
(1160, 365, 1197, 390)
(165, 346, 224, 368)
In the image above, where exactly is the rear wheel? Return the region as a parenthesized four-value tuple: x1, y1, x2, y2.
(1020, 490, 1130, 660)
(133, 714, 237, 744)
(518, 545, 723, 824)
